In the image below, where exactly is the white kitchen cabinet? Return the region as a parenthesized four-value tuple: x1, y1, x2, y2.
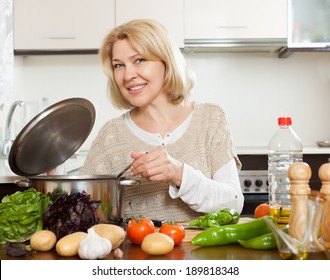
(115, 0, 184, 48)
(184, 0, 287, 40)
(14, 0, 115, 52)
(288, 0, 330, 47)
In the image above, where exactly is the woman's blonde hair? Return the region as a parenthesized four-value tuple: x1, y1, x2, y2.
(99, 19, 195, 109)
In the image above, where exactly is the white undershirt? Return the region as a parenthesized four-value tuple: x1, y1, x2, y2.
(124, 111, 244, 214)
(124, 110, 192, 146)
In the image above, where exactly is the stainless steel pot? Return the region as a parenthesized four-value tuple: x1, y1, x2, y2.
(15, 175, 140, 225)
(9, 98, 141, 225)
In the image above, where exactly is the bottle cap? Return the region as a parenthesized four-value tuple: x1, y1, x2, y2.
(278, 117, 292, 126)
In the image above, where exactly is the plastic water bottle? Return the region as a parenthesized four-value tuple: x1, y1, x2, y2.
(268, 117, 303, 225)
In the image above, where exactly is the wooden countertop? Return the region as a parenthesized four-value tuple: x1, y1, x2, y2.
(2, 238, 329, 260)
(1, 238, 284, 260)
(2, 219, 330, 261)
(1, 217, 329, 260)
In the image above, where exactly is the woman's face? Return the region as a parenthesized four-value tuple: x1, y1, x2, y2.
(112, 39, 166, 108)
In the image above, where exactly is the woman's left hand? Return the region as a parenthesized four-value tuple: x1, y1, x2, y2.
(130, 147, 183, 186)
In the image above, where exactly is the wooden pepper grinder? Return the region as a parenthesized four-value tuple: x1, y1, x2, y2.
(318, 162, 330, 249)
(288, 162, 311, 241)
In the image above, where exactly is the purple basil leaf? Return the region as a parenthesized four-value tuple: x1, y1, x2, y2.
(6, 243, 32, 257)
(42, 191, 101, 240)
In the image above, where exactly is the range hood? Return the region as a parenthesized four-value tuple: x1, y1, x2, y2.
(183, 38, 288, 54)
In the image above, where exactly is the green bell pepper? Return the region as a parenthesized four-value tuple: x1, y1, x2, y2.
(189, 208, 240, 228)
(191, 215, 275, 247)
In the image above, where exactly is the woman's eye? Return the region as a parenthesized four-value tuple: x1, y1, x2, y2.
(135, 58, 145, 64)
(113, 63, 124, 69)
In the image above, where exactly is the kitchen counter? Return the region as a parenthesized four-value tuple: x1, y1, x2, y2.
(1, 238, 329, 260)
(2, 216, 330, 261)
(237, 146, 330, 155)
(2, 241, 276, 260)
(0, 151, 87, 183)
(0, 153, 87, 200)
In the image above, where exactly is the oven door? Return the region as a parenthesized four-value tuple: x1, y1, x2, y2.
(241, 193, 268, 216)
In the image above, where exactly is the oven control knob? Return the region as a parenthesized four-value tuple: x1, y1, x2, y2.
(244, 179, 252, 187)
(255, 179, 263, 187)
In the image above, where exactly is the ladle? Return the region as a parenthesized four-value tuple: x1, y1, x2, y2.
(117, 162, 133, 177)
(117, 152, 148, 177)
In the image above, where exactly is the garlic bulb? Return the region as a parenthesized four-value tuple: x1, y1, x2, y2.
(78, 227, 112, 260)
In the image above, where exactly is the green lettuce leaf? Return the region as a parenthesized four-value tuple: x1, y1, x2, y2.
(0, 188, 49, 244)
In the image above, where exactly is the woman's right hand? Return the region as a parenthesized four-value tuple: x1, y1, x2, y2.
(130, 147, 183, 186)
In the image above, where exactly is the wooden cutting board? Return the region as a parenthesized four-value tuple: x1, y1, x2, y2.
(181, 217, 253, 243)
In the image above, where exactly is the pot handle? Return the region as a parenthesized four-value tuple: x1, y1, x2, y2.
(119, 179, 140, 186)
(14, 179, 32, 188)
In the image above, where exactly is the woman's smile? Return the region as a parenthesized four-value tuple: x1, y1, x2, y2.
(127, 83, 146, 95)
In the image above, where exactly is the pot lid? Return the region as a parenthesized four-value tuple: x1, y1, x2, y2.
(9, 97, 95, 176)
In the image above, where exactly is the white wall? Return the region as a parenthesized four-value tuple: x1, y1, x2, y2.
(1, 51, 330, 151)
(186, 52, 330, 147)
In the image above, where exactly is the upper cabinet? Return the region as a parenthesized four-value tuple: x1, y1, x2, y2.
(14, 0, 183, 54)
(183, 0, 287, 53)
(184, 0, 287, 39)
(14, 0, 115, 53)
(279, 0, 330, 57)
(115, 0, 184, 48)
(12, 0, 330, 56)
(288, 0, 330, 48)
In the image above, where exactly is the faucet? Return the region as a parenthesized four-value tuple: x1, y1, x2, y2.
(2, 100, 24, 156)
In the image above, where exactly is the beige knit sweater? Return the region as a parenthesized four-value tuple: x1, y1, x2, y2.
(80, 103, 240, 221)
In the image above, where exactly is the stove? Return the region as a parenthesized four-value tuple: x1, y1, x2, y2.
(239, 169, 269, 215)
(239, 170, 268, 194)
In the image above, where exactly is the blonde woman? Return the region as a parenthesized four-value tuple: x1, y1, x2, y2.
(81, 19, 244, 221)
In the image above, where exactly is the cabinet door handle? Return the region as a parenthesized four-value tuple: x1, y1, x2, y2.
(217, 25, 248, 29)
(43, 36, 77, 40)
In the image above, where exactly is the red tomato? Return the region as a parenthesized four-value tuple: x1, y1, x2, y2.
(159, 222, 185, 246)
(254, 203, 270, 219)
(127, 217, 155, 245)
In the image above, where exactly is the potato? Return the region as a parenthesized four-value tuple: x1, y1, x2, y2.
(56, 232, 87, 257)
(92, 224, 126, 249)
(30, 230, 57, 252)
(141, 232, 174, 255)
